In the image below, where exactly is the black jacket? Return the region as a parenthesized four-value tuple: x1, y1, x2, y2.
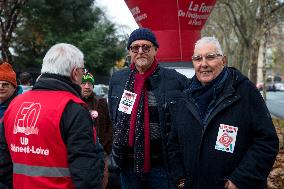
(0, 74, 104, 189)
(167, 67, 279, 189)
(108, 66, 187, 170)
(0, 88, 21, 189)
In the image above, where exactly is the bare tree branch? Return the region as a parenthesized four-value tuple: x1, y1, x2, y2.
(0, 0, 27, 63)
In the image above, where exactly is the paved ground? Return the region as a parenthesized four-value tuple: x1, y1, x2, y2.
(266, 92, 284, 119)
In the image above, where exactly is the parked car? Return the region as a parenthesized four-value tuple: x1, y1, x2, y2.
(93, 84, 109, 98)
(274, 82, 284, 91)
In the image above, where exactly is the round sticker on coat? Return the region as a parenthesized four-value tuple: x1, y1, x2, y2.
(90, 110, 99, 119)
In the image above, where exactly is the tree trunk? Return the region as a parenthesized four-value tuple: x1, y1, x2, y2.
(249, 42, 260, 84)
(0, 39, 10, 62)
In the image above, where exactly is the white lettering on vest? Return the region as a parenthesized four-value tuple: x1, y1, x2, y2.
(11, 143, 50, 156)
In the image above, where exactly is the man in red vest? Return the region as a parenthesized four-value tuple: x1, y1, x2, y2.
(0, 43, 104, 189)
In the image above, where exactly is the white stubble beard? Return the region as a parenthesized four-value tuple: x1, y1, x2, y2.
(136, 58, 148, 66)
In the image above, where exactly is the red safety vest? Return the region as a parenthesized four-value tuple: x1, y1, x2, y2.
(4, 90, 87, 189)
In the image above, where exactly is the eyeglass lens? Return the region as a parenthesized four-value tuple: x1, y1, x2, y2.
(192, 53, 222, 62)
(83, 68, 88, 74)
(0, 82, 10, 88)
(79, 68, 88, 74)
(130, 44, 152, 53)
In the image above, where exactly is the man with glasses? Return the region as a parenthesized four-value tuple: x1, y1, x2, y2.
(167, 37, 279, 189)
(108, 28, 187, 189)
(80, 73, 113, 188)
(0, 62, 22, 189)
(19, 72, 33, 93)
(0, 43, 104, 189)
(0, 62, 22, 121)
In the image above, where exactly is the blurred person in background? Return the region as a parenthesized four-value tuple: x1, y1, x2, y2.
(0, 43, 104, 189)
(110, 58, 128, 76)
(19, 72, 33, 93)
(80, 72, 113, 189)
(0, 62, 22, 189)
(0, 62, 23, 120)
(167, 37, 279, 189)
(108, 28, 187, 189)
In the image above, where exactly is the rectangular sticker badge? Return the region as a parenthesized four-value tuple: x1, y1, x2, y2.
(215, 124, 238, 153)
(118, 90, 137, 114)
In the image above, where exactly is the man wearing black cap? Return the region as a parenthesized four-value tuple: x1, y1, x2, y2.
(108, 28, 187, 189)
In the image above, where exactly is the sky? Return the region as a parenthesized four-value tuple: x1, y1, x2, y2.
(95, 0, 138, 35)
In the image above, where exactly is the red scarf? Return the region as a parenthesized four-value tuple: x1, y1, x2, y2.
(128, 58, 158, 172)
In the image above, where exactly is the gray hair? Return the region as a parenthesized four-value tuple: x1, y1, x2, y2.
(195, 36, 223, 55)
(41, 43, 84, 76)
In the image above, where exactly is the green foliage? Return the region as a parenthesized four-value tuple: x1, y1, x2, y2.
(12, 0, 127, 74)
(22, 0, 99, 34)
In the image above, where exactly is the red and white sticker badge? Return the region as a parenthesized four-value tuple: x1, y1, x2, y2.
(215, 124, 238, 153)
(118, 90, 137, 114)
(90, 110, 98, 119)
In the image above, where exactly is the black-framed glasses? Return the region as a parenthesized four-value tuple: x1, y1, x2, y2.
(192, 53, 223, 62)
(78, 67, 88, 74)
(130, 44, 152, 53)
(0, 82, 11, 89)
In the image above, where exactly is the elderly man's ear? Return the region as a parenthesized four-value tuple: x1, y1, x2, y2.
(70, 68, 76, 81)
(70, 68, 81, 85)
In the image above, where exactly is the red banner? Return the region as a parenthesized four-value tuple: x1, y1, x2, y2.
(125, 0, 216, 62)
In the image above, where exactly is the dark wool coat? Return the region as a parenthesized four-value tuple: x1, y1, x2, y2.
(82, 93, 113, 155)
(108, 66, 187, 170)
(167, 67, 279, 189)
(0, 87, 22, 188)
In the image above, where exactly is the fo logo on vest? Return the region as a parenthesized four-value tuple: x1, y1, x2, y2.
(13, 102, 41, 135)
